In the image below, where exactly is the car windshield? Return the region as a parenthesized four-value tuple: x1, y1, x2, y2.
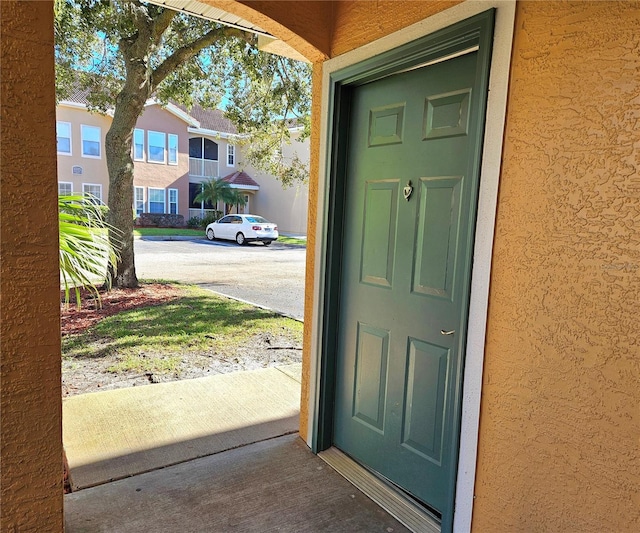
(245, 216, 269, 224)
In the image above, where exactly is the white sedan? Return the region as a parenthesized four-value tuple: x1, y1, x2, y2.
(206, 214, 279, 246)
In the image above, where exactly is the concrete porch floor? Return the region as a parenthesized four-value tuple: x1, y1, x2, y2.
(63, 365, 411, 532)
(65, 434, 410, 532)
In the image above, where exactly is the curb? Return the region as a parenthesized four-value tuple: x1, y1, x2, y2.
(135, 235, 307, 247)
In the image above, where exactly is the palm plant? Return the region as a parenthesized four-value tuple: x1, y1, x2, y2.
(227, 188, 248, 214)
(194, 178, 237, 215)
(59, 194, 120, 307)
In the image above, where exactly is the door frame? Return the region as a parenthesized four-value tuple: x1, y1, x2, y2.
(307, 1, 516, 531)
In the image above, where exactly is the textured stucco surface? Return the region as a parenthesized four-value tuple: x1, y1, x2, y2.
(207, 0, 332, 61)
(331, 0, 463, 57)
(0, 1, 64, 530)
(299, 62, 324, 440)
(473, 2, 640, 531)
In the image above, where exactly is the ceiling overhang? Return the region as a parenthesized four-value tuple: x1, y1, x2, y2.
(145, 0, 309, 62)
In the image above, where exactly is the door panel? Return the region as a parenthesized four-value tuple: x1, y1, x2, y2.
(333, 50, 481, 518)
(360, 180, 399, 288)
(402, 338, 450, 465)
(352, 323, 390, 432)
(413, 177, 463, 300)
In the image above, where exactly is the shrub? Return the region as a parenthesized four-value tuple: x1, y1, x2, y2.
(187, 216, 203, 228)
(201, 213, 219, 227)
(187, 212, 222, 228)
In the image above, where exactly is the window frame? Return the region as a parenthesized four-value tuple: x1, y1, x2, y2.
(57, 121, 72, 156)
(148, 187, 166, 214)
(58, 181, 73, 196)
(134, 186, 145, 216)
(168, 188, 178, 214)
(147, 130, 166, 164)
(227, 144, 235, 167)
(82, 183, 103, 203)
(168, 134, 178, 165)
(133, 128, 145, 161)
(80, 124, 102, 159)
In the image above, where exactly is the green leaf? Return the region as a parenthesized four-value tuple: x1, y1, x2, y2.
(59, 194, 121, 307)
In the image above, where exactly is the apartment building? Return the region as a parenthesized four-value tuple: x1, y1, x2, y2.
(55, 95, 309, 234)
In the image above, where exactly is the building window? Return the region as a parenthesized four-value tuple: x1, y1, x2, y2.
(134, 186, 145, 216)
(148, 187, 165, 213)
(148, 131, 166, 163)
(57, 121, 72, 155)
(189, 137, 218, 160)
(133, 129, 144, 161)
(58, 182, 73, 196)
(168, 188, 178, 214)
(81, 125, 101, 158)
(189, 137, 219, 178)
(227, 144, 235, 166)
(189, 182, 215, 209)
(82, 183, 102, 203)
(168, 134, 178, 165)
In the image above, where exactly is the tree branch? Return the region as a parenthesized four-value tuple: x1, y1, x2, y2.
(150, 7, 176, 44)
(151, 26, 258, 91)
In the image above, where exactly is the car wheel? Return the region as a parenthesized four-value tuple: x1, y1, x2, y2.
(235, 232, 245, 245)
(206, 228, 215, 241)
(263, 241, 272, 246)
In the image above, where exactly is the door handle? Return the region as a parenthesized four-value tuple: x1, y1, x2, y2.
(440, 329, 455, 336)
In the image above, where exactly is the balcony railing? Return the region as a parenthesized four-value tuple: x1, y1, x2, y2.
(188, 208, 220, 221)
(189, 157, 219, 178)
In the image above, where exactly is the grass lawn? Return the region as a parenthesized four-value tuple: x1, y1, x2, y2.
(274, 235, 306, 246)
(62, 284, 303, 377)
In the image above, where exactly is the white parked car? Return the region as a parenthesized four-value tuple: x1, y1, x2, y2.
(206, 214, 279, 246)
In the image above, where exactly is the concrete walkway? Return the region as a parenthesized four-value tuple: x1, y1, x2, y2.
(63, 365, 302, 490)
(63, 365, 411, 532)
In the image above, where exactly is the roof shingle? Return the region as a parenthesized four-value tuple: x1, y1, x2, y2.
(175, 103, 238, 134)
(221, 171, 259, 188)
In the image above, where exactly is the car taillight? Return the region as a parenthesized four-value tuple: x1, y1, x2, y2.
(274, 226, 278, 231)
(252, 225, 261, 230)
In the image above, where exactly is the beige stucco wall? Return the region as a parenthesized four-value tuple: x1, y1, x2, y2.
(232, 0, 332, 61)
(473, 2, 640, 530)
(241, 132, 310, 234)
(299, 61, 324, 440)
(0, 1, 64, 530)
(56, 103, 193, 218)
(56, 105, 112, 200)
(330, 0, 463, 56)
(218, 138, 237, 178)
(134, 105, 190, 217)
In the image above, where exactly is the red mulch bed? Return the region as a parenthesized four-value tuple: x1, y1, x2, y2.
(61, 283, 184, 336)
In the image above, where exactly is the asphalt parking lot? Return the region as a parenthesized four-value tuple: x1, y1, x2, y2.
(134, 237, 307, 320)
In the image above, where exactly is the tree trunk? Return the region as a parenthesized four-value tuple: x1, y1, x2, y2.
(106, 79, 148, 288)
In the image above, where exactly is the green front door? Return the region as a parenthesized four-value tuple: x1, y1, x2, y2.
(333, 49, 485, 521)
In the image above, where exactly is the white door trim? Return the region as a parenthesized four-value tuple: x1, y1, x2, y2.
(307, 2, 516, 531)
